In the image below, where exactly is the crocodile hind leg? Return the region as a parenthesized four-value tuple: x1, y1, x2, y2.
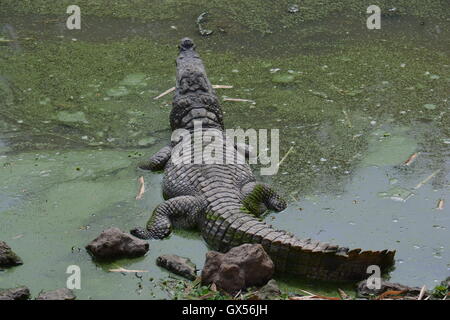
(138, 145, 172, 171)
(241, 182, 287, 215)
(130, 196, 205, 239)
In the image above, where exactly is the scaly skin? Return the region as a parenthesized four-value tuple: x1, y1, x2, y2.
(131, 38, 395, 281)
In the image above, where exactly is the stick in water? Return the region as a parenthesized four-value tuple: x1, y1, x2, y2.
(223, 97, 255, 103)
(278, 146, 294, 167)
(154, 85, 233, 100)
(109, 267, 148, 273)
(154, 87, 175, 100)
(414, 169, 440, 189)
(135, 176, 145, 200)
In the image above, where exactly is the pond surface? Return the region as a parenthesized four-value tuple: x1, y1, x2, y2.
(0, 3, 449, 299)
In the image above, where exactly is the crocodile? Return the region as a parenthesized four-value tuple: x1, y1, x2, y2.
(131, 38, 395, 281)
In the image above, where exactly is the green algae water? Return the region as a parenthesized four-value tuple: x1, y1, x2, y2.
(0, 1, 449, 299)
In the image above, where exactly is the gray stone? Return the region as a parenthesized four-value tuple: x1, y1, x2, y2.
(0, 241, 23, 268)
(156, 254, 197, 280)
(254, 279, 281, 299)
(201, 244, 274, 294)
(36, 288, 76, 300)
(86, 227, 149, 260)
(0, 286, 30, 300)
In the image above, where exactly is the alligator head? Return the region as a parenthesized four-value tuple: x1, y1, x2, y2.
(169, 38, 224, 131)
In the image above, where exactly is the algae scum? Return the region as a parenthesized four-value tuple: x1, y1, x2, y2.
(1, 2, 449, 299)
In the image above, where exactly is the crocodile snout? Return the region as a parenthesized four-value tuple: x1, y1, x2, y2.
(179, 37, 195, 51)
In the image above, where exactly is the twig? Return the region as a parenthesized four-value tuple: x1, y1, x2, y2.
(0, 38, 34, 43)
(342, 109, 352, 128)
(417, 285, 426, 300)
(213, 85, 233, 89)
(277, 146, 294, 167)
(109, 267, 148, 273)
(337, 288, 351, 300)
(135, 176, 145, 200)
(154, 85, 233, 100)
(298, 289, 315, 296)
(289, 295, 320, 300)
(290, 295, 340, 300)
(414, 169, 440, 189)
(436, 199, 444, 210)
(154, 87, 175, 100)
(376, 290, 406, 300)
(198, 292, 215, 300)
(404, 152, 419, 166)
(223, 97, 255, 103)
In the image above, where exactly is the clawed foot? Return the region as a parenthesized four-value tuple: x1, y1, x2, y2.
(268, 197, 287, 212)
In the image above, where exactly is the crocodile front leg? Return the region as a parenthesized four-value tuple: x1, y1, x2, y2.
(241, 182, 287, 215)
(138, 145, 172, 171)
(130, 196, 205, 239)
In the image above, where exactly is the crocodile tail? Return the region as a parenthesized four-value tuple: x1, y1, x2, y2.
(204, 212, 395, 281)
(269, 234, 396, 281)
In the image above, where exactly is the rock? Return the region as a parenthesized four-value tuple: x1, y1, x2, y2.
(271, 73, 296, 84)
(106, 86, 130, 97)
(254, 279, 281, 299)
(201, 244, 274, 294)
(423, 103, 437, 110)
(137, 137, 156, 147)
(287, 4, 299, 13)
(56, 111, 88, 124)
(156, 254, 197, 280)
(36, 288, 76, 300)
(0, 286, 30, 300)
(86, 227, 149, 260)
(119, 73, 147, 87)
(0, 241, 23, 268)
(356, 279, 422, 298)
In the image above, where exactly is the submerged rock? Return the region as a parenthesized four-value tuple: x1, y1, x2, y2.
(201, 244, 274, 294)
(106, 86, 130, 97)
(0, 241, 23, 268)
(156, 254, 197, 280)
(86, 227, 149, 260)
(119, 73, 147, 87)
(356, 279, 422, 298)
(254, 279, 281, 299)
(56, 111, 89, 124)
(36, 288, 76, 300)
(137, 137, 156, 147)
(271, 73, 296, 84)
(0, 286, 30, 300)
(423, 103, 437, 110)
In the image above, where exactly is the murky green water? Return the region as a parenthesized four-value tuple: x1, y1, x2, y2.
(1, 2, 449, 299)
